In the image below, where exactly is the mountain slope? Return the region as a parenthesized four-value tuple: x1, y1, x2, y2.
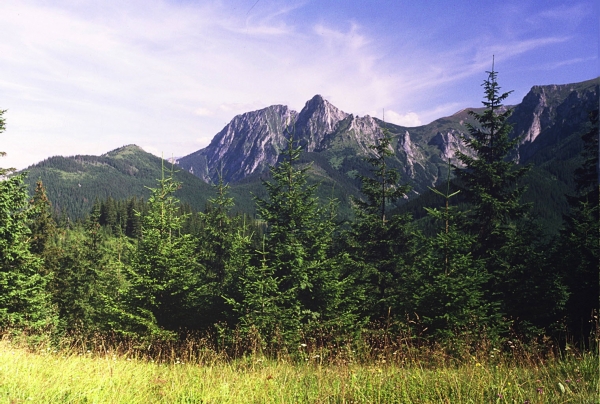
(24, 145, 220, 219)
(22, 77, 598, 227)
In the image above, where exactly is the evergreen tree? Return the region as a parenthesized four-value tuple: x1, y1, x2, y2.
(416, 166, 490, 339)
(125, 197, 144, 238)
(454, 66, 530, 254)
(454, 66, 565, 336)
(554, 108, 599, 344)
(225, 238, 289, 350)
(126, 166, 202, 335)
(28, 180, 57, 257)
(0, 110, 55, 330)
(248, 132, 340, 343)
(196, 174, 252, 327)
(46, 217, 127, 334)
(345, 126, 418, 321)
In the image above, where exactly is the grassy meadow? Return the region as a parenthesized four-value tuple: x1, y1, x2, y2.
(0, 335, 597, 403)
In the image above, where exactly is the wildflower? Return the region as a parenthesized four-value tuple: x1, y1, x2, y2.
(523, 400, 530, 404)
(497, 393, 503, 398)
(475, 363, 482, 367)
(565, 379, 571, 383)
(537, 387, 543, 394)
(300, 343, 307, 348)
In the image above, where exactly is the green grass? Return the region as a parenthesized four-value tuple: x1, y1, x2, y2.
(0, 338, 597, 403)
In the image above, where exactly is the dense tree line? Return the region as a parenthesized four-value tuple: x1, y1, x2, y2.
(1, 70, 597, 351)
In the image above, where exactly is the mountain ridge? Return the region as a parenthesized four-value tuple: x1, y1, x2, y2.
(21, 76, 599, 228)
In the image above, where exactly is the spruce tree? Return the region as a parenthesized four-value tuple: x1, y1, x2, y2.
(249, 132, 340, 343)
(196, 174, 252, 327)
(344, 126, 418, 322)
(554, 108, 599, 344)
(46, 217, 125, 334)
(28, 180, 57, 257)
(416, 164, 490, 340)
(454, 66, 530, 254)
(454, 66, 565, 336)
(126, 165, 202, 335)
(0, 110, 55, 330)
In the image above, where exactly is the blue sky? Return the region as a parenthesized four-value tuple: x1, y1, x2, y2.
(1, 0, 597, 169)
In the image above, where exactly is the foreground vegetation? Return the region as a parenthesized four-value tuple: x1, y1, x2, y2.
(0, 66, 597, 400)
(0, 335, 597, 403)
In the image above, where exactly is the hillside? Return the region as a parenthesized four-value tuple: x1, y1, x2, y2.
(22, 77, 599, 227)
(24, 145, 219, 220)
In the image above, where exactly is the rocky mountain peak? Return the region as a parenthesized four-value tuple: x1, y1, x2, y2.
(174, 77, 598, 185)
(294, 95, 350, 151)
(176, 104, 298, 183)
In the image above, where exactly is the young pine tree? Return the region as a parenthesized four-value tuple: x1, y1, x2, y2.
(196, 174, 253, 327)
(46, 214, 128, 335)
(553, 108, 599, 343)
(249, 132, 340, 343)
(416, 164, 490, 340)
(28, 180, 57, 257)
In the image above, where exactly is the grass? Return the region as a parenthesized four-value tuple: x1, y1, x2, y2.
(0, 335, 597, 403)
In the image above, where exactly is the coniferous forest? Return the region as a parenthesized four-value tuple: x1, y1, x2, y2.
(1, 69, 598, 361)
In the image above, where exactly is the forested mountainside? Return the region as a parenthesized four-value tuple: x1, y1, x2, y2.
(23, 145, 259, 219)
(24, 77, 598, 231)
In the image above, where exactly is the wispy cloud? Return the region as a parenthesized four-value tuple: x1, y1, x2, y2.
(534, 3, 591, 25)
(0, 0, 595, 170)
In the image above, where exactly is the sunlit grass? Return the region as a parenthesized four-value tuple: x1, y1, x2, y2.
(0, 336, 597, 403)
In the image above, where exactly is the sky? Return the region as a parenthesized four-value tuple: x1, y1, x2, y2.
(1, 0, 598, 170)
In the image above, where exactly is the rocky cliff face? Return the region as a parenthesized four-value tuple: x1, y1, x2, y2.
(510, 78, 599, 163)
(177, 77, 599, 188)
(294, 95, 350, 151)
(176, 105, 297, 183)
(177, 95, 389, 184)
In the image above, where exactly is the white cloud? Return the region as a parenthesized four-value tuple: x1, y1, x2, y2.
(379, 110, 422, 127)
(0, 0, 592, 169)
(194, 107, 215, 117)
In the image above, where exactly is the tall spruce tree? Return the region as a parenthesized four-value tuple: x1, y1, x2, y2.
(345, 126, 418, 321)
(554, 108, 599, 344)
(248, 132, 340, 343)
(454, 66, 530, 253)
(454, 66, 566, 336)
(0, 110, 55, 330)
(126, 165, 202, 335)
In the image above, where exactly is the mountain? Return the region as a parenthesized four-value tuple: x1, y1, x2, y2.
(23, 145, 236, 220)
(22, 77, 598, 227)
(175, 77, 598, 230)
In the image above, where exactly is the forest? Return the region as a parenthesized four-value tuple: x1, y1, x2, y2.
(1, 70, 598, 359)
